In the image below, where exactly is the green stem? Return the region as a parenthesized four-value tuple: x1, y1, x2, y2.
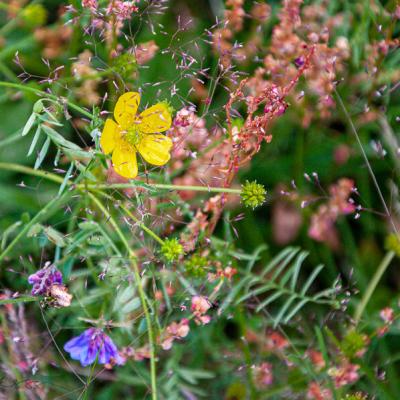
(0, 193, 69, 264)
(0, 130, 23, 148)
(0, 60, 18, 82)
(0, 162, 65, 184)
(120, 204, 164, 245)
(0, 163, 241, 195)
(354, 251, 395, 324)
(91, 188, 165, 245)
(0, 81, 93, 119)
(88, 192, 158, 400)
(91, 182, 241, 194)
(0, 314, 27, 400)
(0, 296, 36, 305)
(0, 163, 166, 245)
(0, 162, 240, 254)
(335, 88, 398, 236)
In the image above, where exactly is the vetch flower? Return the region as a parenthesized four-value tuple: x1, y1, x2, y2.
(28, 265, 63, 295)
(100, 92, 173, 179)
(64, 328, 124, 367)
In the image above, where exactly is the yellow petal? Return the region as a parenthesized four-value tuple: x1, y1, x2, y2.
(138, 102, 172, 134)
(112, 141, 138, 179)
(100, 118, 119, 154)
(114, 92, 140, 128)
(138, 134, 172, 166)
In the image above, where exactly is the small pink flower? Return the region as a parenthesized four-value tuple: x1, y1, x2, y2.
(328, 362, 360, 388)
(160, 319, 190, 350)
(265, 331, 289, 351)
(82, 0, 97, 11)
(106, 1, 138, 21)
(380, 307, 394, 324)
(252, 362, 273, 388)
(191, 295, 211, 314)
(307, 382, 332, 400)
(191, 296, 212, 325)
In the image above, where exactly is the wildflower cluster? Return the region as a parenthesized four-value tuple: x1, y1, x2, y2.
(1, 0, 400, 397)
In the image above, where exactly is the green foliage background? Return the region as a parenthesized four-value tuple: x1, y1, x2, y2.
(1, 0, 400, 399)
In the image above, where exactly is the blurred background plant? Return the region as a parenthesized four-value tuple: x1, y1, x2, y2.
(0, 0, 400, 399)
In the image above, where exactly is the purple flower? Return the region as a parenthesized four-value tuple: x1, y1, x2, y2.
(28, 266, 63, 295)
(64, 328, 124, 367)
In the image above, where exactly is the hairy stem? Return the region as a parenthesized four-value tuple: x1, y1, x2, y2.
(88, 192, 158, 400)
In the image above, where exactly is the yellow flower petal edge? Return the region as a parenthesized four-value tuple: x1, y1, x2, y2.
(139, 102, 172, 134)
(112, 141, 138, 179)
(100, 92, 173, 179)
(100, 118, 120, 155)
(114, 92, 140, 128)
(138, 134, 172, 166)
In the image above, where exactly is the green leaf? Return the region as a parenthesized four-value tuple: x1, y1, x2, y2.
(27, 223, 43, 237)
(120, 298, 141, 313)
(34, 136, 50, 169)
(27, 124, 41, 157)
(21, 112, 36, 136)
(43, 226, 66, 247)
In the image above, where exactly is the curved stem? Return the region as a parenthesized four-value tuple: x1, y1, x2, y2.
(0, 163, 166, 245)
(87, 192, 158, 400)
(354, 251, 395, 324)
(120, 203, 164, 245)
(96, 190, 165, 245)
(0, 193, 69, 263)
(0, 162, 65, 184)
(0, 81, 93, 120)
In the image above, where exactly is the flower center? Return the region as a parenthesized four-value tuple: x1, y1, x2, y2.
(125, 124, 143, 147)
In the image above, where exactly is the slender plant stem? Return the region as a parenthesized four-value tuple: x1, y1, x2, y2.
(0, 162, 65, 184)
(0, 296, 36, 305)
(335, 88, 398, 236)
(0, 314, 27, 400)
(120, 203, 164, 245)
(0, 130, 23, 148)
(87, 192, 158, 400)
(354, 251, 395, 324)
(0, 81, 93, 119)
(0, 163, 241, 194)
(97, 190, 165, 245)
(91, 182, 241, 194)
(0, 163, 166, 246)
(0, 193, 69, 264)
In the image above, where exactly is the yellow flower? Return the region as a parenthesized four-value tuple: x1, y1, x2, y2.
(100, 92, 173, 179)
